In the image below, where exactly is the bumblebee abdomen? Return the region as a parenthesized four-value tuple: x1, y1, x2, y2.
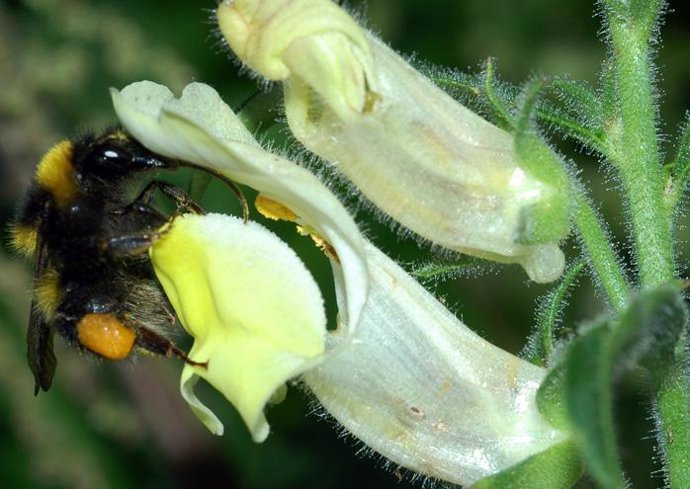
(34, 267, 63, 319)
(9, 221, 39, 258)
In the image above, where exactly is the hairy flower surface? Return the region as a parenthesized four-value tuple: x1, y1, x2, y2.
(216, 0, 571, 283)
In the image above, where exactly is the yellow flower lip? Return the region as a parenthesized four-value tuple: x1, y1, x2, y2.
(150, 213, 326, 441)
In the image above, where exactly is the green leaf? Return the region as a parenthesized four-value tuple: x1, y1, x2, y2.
(564, 324, 626, 489)
(540, 78, 607, 153)
(428, 63, 518, 131)
(608, 285, 686, 378)
(430, 66, 604, 153)
(410, 255, 496, 283)
(599, 58, 617, 116)
(482, 58, 515, 130)
(563, 285, 685, 488)
(536, 361, 568, 430)
(597, 58, 622, 159)
(550, 78, 604, 129)
(470, 440, 582, 489)
(427, 68, 484, 103)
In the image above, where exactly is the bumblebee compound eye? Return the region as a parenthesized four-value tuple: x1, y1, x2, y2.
(76, 313, 136, 360)
(73, 132, 172, 181)
(93, 143, 170, 176)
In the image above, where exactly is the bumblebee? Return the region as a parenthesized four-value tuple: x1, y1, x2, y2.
(10, 128, 247, 394)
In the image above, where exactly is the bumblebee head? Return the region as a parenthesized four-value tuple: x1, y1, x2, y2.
(73, 129, 173, 182)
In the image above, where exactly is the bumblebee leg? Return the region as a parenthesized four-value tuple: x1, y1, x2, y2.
(113, 200, 167, 222)
(118, 180, 205, 216)
(172, 164, 250, 222)
(147, 181, 206, 215)
(100, 182, 207, 257)
(136, 327, 207, 368)
(98, 229, 167, 256)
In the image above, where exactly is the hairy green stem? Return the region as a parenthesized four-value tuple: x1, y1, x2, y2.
(603, 1, 674, 288)
(573, 189, 629, 312)
(602, 3, 689, 486)
(654, 347, 690, 489)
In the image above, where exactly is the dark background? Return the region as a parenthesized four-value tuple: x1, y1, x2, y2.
(1, 1, 689, 488)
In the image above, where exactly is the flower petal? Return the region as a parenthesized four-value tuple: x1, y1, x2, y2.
(150, 213, 326, 441)
(111, 81, 368, 333)
(216, 0, 375, 117)
(305, 240, 565, 485)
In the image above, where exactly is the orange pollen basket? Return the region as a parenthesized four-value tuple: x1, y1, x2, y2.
(77, 313, 136, 360)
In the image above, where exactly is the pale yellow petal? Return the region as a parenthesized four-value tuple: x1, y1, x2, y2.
(151, 214, 326, 441)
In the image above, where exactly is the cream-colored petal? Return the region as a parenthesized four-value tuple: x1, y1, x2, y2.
(111, 81, 368, 334)
(305, 241, 566, 485)
(216, 0, 374, 116)
(284, 35, 569, 283)
(150, 213, 326, 441)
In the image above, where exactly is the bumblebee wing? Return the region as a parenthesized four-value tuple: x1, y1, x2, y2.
(27, 236, 57, 395)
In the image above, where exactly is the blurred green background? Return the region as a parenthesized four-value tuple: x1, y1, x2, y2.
(1, 1, 689, 488)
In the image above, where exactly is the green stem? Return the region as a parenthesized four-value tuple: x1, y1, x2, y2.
(573, 189, 629, 311)
(604, 4, 688, 484)
(654, 346, 690, 489)
(603, 1, 674, 288)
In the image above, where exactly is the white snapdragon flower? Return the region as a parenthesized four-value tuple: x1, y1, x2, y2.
(111, 81, 567, 486)
(216, 0, 571, 283)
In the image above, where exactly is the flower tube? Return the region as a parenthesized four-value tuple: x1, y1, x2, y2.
(216, 0, 571, 283)
(305, 241, 565, 484)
